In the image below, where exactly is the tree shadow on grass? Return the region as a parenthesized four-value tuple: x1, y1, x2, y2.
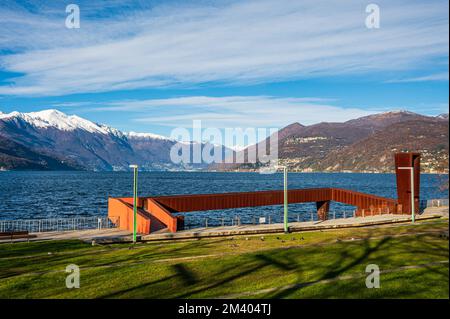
(167, 231, 389, 299)
(172, 263, 198, 286)
(0, 240, 90, 259)
(265, 229, 449, 299)
(267, 232, 393, 298)
(401, 233, 449, 260)
(99, 263, 198, 298)
(99, 274, 178, 298)
(68, 228, 450, 299)
(149, 237, 231, 257)
(174, 254, 283, 298)
(173, 250, 302, 299)
(421, 263, 449, 279)
(0, 252, 96, 279)
(253, 254, 296, 271)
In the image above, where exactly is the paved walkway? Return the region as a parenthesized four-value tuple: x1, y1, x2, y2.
(1, 211, 445, 244)
(141, 213, 443, 241)
(423, 206, 449, 218)
(0, 228, 131, 244)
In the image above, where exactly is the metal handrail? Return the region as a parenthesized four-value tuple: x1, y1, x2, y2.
(0, 216, 120, 233)
(181, 210, 357, 229)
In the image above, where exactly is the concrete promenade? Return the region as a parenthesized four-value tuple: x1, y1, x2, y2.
(1, 209, 446, 244)
(0, 228, 131, 243)
(141, 213, 443, 241)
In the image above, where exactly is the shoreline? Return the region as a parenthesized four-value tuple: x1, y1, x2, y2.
(1, 170, 449, 174)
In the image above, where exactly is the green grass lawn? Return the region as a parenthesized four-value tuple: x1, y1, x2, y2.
(0, 219, 448, 299)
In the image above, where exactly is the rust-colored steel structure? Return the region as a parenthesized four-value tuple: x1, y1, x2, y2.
(395, 152, 421, 214)
(108, 152, 420, 234)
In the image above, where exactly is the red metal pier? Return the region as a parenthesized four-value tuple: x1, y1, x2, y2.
(108, 152, 420, 234)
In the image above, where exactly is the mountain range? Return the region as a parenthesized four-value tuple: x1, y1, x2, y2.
(210, 110, 449, 173)
(0, 109, 227, 171)
(0, 109, 448, 173)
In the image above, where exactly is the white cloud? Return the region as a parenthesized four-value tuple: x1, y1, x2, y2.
(386, 72, 449, 83)
(0, 0, 448, 96)
(88, 95, 377, 128)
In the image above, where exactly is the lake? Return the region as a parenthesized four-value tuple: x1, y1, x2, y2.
(0, 171, 447, 227)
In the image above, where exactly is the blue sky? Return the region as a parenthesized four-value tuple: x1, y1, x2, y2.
(0, 0, 448, 141)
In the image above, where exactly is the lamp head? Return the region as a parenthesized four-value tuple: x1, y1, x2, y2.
(129, 164, 138, 169)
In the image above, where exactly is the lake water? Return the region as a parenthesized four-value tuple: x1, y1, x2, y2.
(0, 171, 447, 227)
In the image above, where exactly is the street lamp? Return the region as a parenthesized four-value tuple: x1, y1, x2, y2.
(129, 164, 138, 243)
(398, 166, 415, 223)
(283, 167, 289, 233)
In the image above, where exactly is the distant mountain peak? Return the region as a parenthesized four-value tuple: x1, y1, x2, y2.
(285, 122, 305, 128)
(0, 109, 175, 141)
(344, 109, 432, 128)
(277, 122, 305, 139)
(125, 131, 172, 141)
(364, 110, 420, 118)
(381, 109, 417, 115)
(0, 108, 121, 135)
(33, 108, 64, 116)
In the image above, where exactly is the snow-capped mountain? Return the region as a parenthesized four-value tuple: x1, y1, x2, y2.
(125, 131, 172, 141)
(0, 109, 231, 171)
(2, 108, 447, 172)
(0, 109, 125, 137)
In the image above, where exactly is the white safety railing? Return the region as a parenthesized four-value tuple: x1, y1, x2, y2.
(0, 216, 120, 233)
(182, 210, 357, 230)
(425, 199, 449, 208)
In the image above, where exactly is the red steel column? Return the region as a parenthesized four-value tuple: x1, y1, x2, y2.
(316, 200, 330, 221)
(394, 152, 420, 214)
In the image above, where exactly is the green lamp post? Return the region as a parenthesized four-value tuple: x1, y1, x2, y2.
(129, 164, 138, 243)
(283, 166, 289, 233)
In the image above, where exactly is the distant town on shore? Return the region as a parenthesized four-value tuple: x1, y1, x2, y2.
(1, 109, 448, 174)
